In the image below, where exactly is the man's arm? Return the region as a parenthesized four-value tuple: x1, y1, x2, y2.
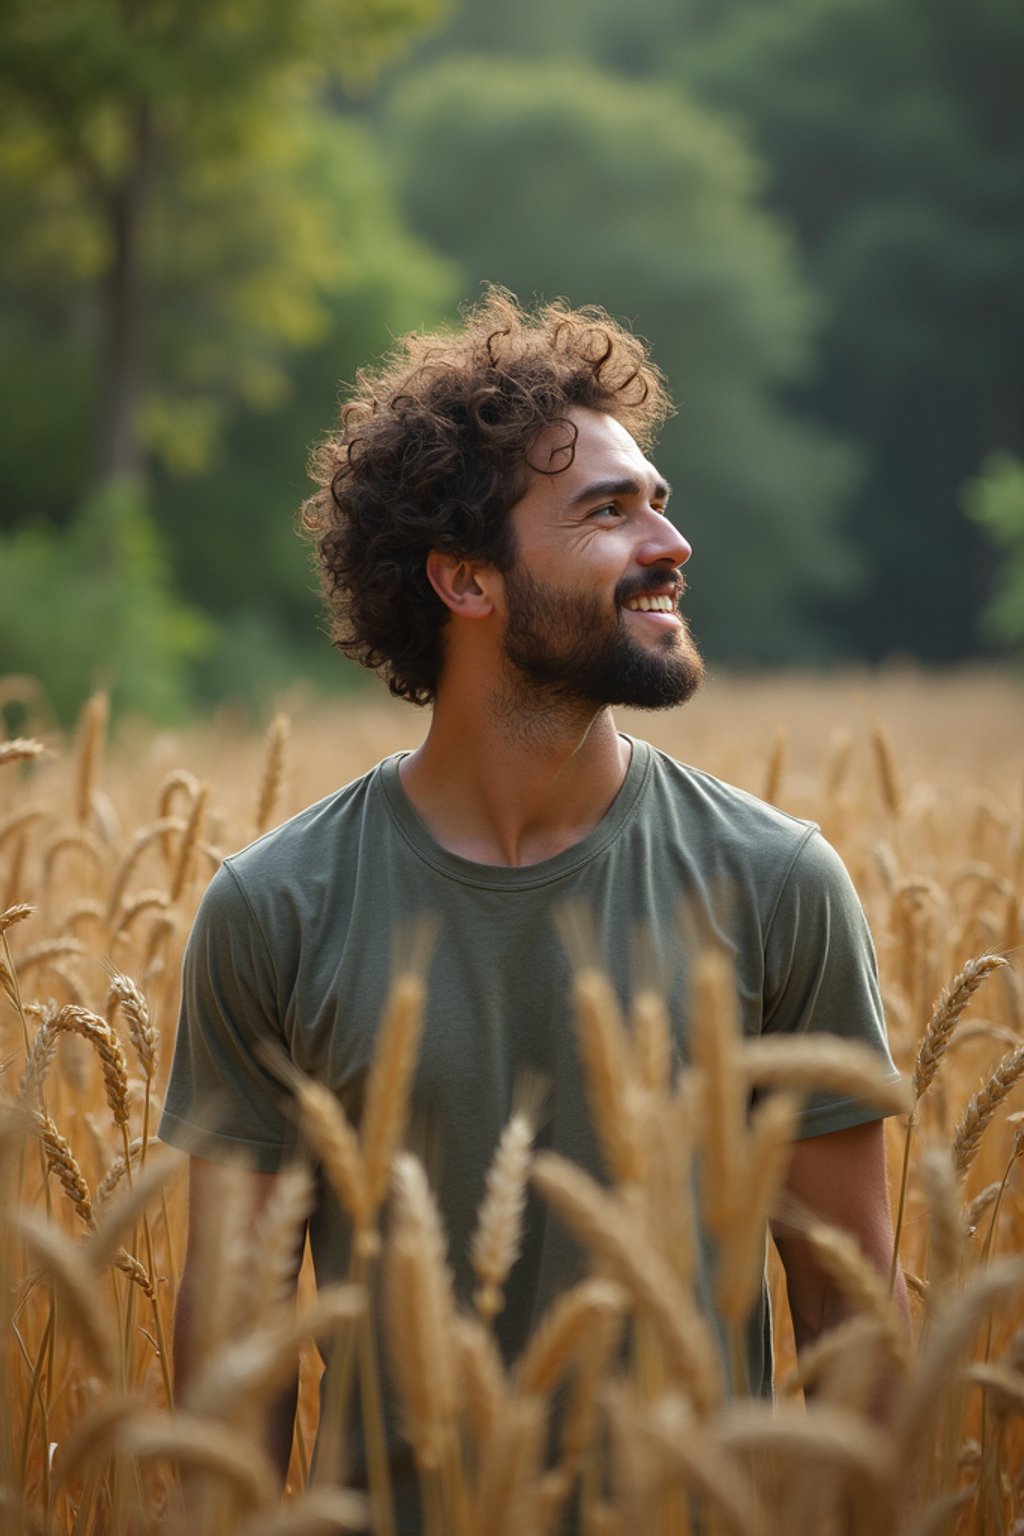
(173, 1155, 304, 1486)
(771, 1119, 911, 1388)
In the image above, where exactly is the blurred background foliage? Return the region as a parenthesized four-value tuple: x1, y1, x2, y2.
(1, 0, 1022, 721)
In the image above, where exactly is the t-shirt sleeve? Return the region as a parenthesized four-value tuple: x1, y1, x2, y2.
(761, 828, 899, 1140)
(158, 860, 298, 1172)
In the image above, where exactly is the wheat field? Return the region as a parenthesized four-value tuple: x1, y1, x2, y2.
(1, 665, 1023, 1536)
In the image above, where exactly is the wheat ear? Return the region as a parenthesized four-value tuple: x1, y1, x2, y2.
(532, 1152, 723, 1412)
(106, 973, 158, 1082)
(951, 1042, 1024, 1180)
(802, 1221, 909, 1372)
(913, 954, 1008, 1103)
(689, 949, 745, 1235)
(169, 785, 209, 904)
(255, 712, 290, 836)
(740, 1035, 911, 1115)
(185, 1284, 363, 1424)
(18, 1005, 58, 1104)
(871, 720, 902, 820)
(517, 1278, 628, 1397)
(73, 692, 108, 827)
(239, 1488, 370, 1536)
(892, 1257, 1024, 1469)
(15, 1210, 116, 1381)
(629, 988, 672, 1095)
(719, 1397, 892, 1482)
(0, 737, 49, 766)
(715, 1090, 800, 1324)
(293, 1075, 369, 1241)
(360, 972, 427, 1217)
(471, 1107, 536, 1319)
(54, 1004, 131, 1130)
(384, 1154, 460, 1471)
(0, 902, 34, 937)
(920, 1146, 965, 1301)
(762, 725, 787, 806)
(471, 1393, 545, 1536)
(118, 1410, 277, 1511)
(620, 1391, 769, 1536)
(34, 1110, 93, 1226)
(572, 967, 646, 1187)
(105, 816, 183, 923)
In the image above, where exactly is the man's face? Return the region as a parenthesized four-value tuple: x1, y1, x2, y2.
(497, 408, 704, 711)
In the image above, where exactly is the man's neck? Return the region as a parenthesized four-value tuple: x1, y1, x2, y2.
(397, 685, 632, 868)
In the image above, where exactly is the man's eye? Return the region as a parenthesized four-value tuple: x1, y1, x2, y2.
(591, 504, 621, 519)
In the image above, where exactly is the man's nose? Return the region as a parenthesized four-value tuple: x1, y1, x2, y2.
(638, 511, 692, 569)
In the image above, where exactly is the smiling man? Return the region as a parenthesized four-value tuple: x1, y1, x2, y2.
(161, 289, 907, 1517)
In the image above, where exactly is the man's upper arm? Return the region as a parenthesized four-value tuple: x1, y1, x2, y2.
(771, 1119, 902, 1347)
(159, 862, 295, 1171)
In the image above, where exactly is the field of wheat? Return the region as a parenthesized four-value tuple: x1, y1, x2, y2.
(1, 665, 1022, 1536)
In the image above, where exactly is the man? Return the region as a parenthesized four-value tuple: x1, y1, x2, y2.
(162, 289, 907, 1507)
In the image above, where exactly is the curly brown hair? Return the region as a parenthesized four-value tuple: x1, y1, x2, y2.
(301, 287, 673, 705)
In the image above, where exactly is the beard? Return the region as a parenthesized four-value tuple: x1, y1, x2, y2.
(500, 562, 704, 712)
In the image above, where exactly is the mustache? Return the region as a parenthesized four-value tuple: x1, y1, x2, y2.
(615, 573, 686, 608)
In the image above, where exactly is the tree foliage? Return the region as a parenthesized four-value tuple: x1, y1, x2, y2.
(0, 481, 211, 724)
(0, 0, 445, 489)
(387, 56, 860, 662)
(963, 456, 1024, 653)
(678, 0, 1024, 659)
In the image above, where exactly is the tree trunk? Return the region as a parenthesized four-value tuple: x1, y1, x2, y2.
(93, 99, 154, 484)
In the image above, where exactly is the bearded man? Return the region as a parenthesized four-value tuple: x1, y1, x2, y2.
(161, 289, 907, 1521)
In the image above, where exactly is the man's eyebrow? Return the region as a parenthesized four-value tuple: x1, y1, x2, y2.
(567, 476, 672, 508)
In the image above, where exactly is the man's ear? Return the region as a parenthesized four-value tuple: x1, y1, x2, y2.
(425, 549, 497, 618)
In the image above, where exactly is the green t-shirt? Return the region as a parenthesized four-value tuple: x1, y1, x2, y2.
(160, 736, 895, 1413)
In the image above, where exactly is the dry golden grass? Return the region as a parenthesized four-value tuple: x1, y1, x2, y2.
(1, 666, 1023, 1535)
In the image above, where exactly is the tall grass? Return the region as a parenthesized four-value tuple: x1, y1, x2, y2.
(1, 669, 1022, 1535)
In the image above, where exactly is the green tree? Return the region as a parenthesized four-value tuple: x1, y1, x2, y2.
(0, 481, 211, 724)
(150, 117, 458, 706)
(387, 57, 860, 663)
(678, 0, 1024, 661)
(963, 455, 1024, 654)
(0, 0, 444, 491)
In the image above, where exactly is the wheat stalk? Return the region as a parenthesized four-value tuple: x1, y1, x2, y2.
(455, 1313, 508, 1449)
(14, 1210, 117, 1381)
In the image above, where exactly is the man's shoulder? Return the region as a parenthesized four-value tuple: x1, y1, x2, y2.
(642, 742, 817, 848)
(224, 755, 394, 889)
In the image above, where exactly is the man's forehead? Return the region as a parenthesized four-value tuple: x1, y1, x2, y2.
(528, 407, 652, 485)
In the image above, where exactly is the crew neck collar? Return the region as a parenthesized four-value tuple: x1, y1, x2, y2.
(377, 736, 652, 890)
